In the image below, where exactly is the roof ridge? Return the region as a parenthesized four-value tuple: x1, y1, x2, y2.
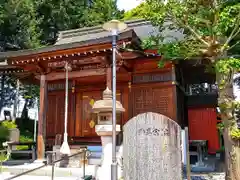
(56, 19, 150, 42)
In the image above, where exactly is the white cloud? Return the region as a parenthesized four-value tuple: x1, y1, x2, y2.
(117, 0, 143, 11)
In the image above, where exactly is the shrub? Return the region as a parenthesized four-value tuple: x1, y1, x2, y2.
(16, 135, 33, 150)
(1, 121, 17, 129)
(0, 121, 17, 148)
(0, 126, 9, 149)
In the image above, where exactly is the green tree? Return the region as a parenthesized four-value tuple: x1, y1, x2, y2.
(128, 0, 240, 179)
(0, 0, 41, 116)
(86, 0, 124, 26)
(0, 0, 41, 50)
(123, 2, 151, 20)
(36, 0, 124, 45)
(35, 0, 89, 45)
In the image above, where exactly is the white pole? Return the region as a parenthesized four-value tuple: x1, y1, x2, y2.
(33, 98, 38, 142)
(181, 129, 187, 165)
(60, 62, 70, 155)
(111, 29, 118, 180)
(185, 127, 191, 180)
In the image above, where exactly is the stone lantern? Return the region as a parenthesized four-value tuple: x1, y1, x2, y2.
(92, 87, 125, 135)
(92, 87, 125, 180)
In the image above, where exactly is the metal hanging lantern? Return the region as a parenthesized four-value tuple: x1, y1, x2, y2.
(60, 62, 71, 155)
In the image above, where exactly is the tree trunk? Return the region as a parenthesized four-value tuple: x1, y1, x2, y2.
(217, 72, 240, 180)
(21, 99, 29, 119)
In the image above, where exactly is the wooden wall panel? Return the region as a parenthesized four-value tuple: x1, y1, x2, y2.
(46, 92, 75, 138)
(55, 94, 65, 135)
(82, 91, 102, 137)
(188, 108, 220, 153)
(67, 93, 75, 137)
(122, 87, 129, 125)
(131, 84, 176, 122)
(46, 94, 57, 136)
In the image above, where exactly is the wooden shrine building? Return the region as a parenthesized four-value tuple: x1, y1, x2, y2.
(0, 19, 221, 160)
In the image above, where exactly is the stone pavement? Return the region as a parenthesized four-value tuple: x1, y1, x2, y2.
(1, 173, 226, 180)
(1, 174, 82, 180)
(2, 163, 225, 180)
(2, 164, 97, 177)
(184, 173, 225, 180)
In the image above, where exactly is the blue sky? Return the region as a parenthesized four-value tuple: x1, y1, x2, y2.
(117, 0, 142, 11)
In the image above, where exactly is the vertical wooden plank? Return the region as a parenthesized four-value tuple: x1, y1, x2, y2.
(71, 81, 76, 137)
(106, 67, 112, 90)
(56, 94, 65, 135)
(122, 86, 129, 125)
(37, 75, 47, 160)
(75, 92, 82, 137)
(46, 94, 57, 137)
(67, 93, 75, 137)
(172, 85, 178, 122)
(171, 65, 178, 122)
(116, 90, 123, 125)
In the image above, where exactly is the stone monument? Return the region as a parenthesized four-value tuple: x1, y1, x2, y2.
(92, 87, 125, 180)
(123, 112, 182, 180)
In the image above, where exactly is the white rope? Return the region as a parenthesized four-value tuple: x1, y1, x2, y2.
(64, 62, 68, 142)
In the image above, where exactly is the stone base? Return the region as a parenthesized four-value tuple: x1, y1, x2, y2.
(33, 159, 46, 165)
(95, 125, 121, 136)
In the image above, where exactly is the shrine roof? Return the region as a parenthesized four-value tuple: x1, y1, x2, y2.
(55, 19, 156, 45)
(0, 19, 184, 61)
(55, 19, 184, 45)
(0, 29, 137, 61)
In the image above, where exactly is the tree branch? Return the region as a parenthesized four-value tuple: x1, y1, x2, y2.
(185, 24, 210, 46)
(168, 12, 210, 47)
(222, 12, 240, 51)
(228, 41, 240, 51)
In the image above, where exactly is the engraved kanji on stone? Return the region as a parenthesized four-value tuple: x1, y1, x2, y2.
(123, 112, 182, 180)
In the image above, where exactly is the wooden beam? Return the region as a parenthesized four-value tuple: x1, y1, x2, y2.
(47, 55, 107, 68)
(36, 62, 45, 74)
(35, 68, 106, 81)
(122, 61, 133, 72)
(37, 75, 47, 161)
